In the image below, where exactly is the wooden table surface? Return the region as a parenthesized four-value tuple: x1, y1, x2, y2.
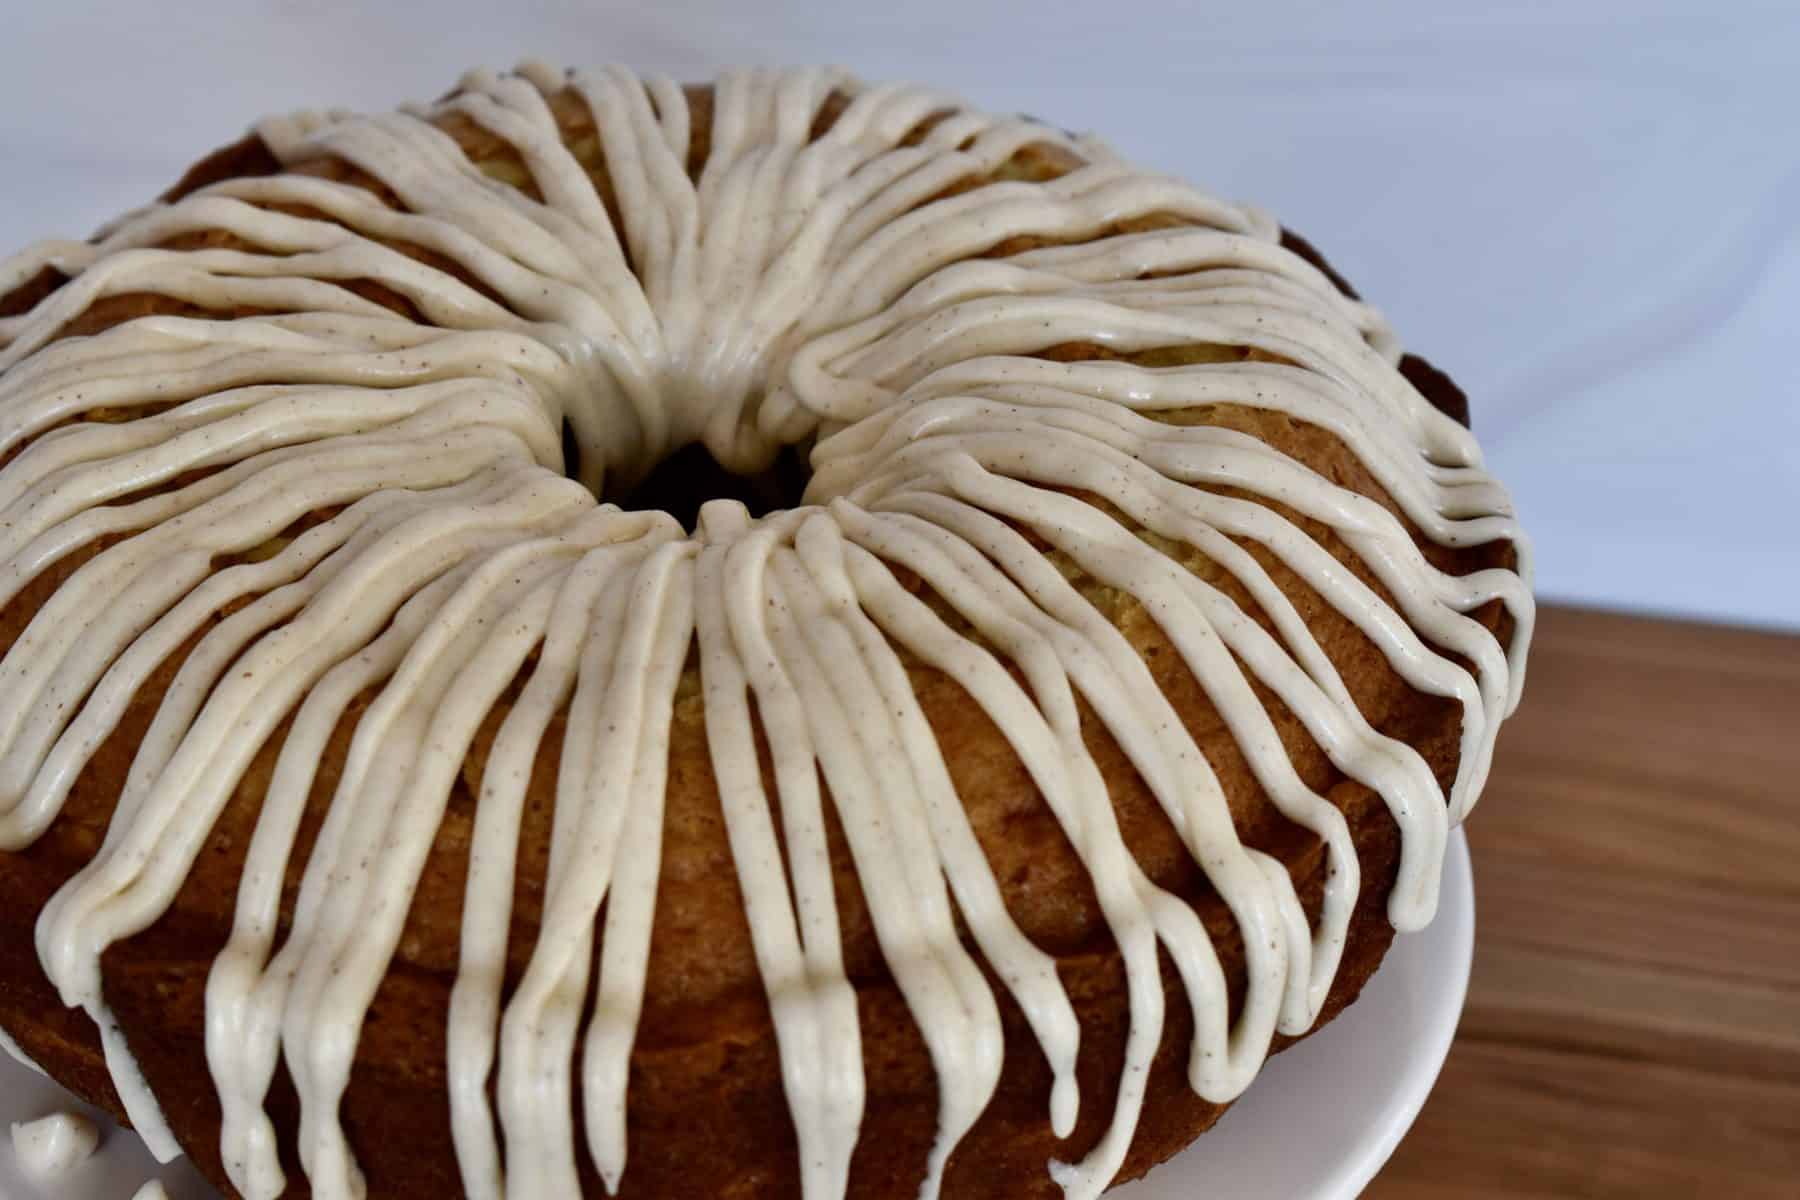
(1370, 605, 1800, 1198)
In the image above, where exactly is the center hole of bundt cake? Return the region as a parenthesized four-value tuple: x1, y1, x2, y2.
(565, 422, 814, 531)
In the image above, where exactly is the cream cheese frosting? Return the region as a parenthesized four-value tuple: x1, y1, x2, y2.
(11, 1112, 100, 1180)
(0, 63, 1531, 1200)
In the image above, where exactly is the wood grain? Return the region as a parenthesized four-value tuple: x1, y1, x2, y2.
(1369, 604, 1800, 1198)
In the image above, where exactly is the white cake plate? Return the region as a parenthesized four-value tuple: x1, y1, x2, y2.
(0, 830, 1472, 1199)
(1115, 827, 1475, 1198)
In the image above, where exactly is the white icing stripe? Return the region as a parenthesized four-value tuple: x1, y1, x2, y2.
(0, 62, 1532, 1200)
(696, 502, 864, 1199)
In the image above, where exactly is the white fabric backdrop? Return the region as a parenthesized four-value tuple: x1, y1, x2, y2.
(5, 0, 1796, 627)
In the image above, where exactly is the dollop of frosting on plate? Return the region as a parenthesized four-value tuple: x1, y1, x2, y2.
(11, 1112, 99, 1180)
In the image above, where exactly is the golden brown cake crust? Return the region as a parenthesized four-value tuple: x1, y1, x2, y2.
(0, 90, 1515, 1199)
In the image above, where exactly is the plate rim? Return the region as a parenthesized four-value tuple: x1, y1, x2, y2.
(1113, 826, 1476, 1199)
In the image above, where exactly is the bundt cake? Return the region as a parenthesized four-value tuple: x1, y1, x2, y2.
(0, 63, 1533, 1199)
